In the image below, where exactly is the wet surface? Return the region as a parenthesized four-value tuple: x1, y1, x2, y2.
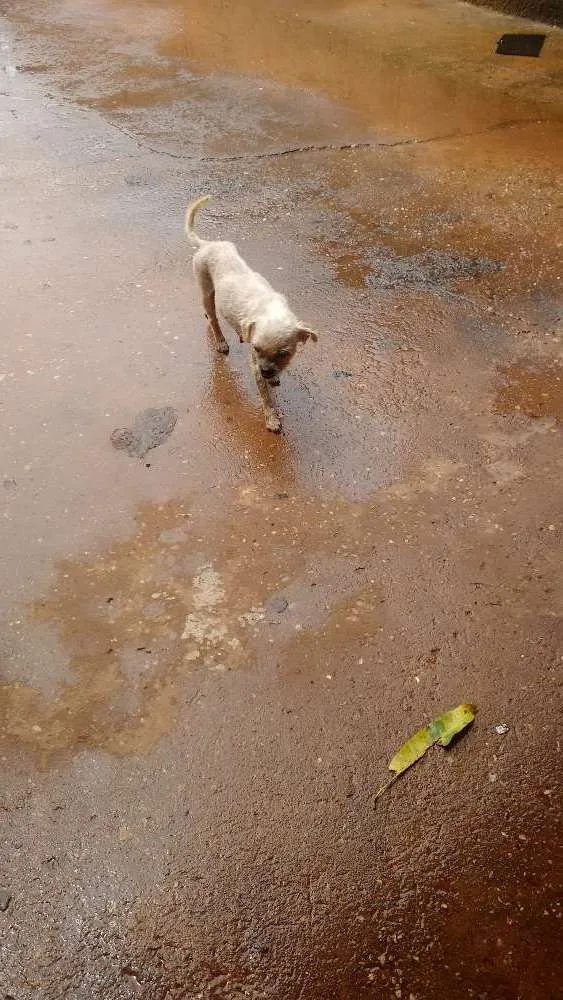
(111, 406, 179, 459)
(495, 358, 563, 422)
(323, 242, 503, 292)
(1, 1, 562, 998)
(472, 1, 561, 26)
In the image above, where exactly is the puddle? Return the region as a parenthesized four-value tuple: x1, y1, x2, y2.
(5, 0, 562, 304)
(0, 453, 469, 764)
(0, 488, 380, 762)
(8, 0, 563, 139)
(494, 359, 563, 424)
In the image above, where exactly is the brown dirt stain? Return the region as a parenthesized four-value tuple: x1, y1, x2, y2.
(495, 359, 563, 423)
(10, 1, 563, 136)
(0, 487, 388, 763)
(0, 452, 477, 766)
(153, 0, 563, 132)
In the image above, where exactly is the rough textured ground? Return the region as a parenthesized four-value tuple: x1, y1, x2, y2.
(1, 1, 562, 998)
(470, 1, 561, 27)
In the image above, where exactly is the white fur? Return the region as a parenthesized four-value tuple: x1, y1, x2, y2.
(186, 195, 318, 432)
(199, 242, 299, 346)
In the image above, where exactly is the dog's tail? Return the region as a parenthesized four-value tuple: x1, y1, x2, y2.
(185, 195, 211, 249)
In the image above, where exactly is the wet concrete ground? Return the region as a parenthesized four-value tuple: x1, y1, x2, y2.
(1, 1, 562, 997)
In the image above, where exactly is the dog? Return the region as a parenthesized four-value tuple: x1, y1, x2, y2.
(186, 195, 318, 432)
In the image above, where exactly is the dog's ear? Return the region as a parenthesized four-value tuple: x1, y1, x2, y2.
(296, 327, 319, 344)
(241, 321, 255, 343)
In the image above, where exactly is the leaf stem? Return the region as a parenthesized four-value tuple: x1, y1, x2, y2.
(374, 774, 398, 802)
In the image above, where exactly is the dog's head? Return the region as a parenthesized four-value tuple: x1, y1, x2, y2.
(243, 319, 318, 381)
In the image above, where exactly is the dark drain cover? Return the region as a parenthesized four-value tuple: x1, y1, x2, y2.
(496, 34, 546, 57)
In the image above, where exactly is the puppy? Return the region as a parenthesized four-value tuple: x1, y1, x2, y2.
(186, 195, 318, 432)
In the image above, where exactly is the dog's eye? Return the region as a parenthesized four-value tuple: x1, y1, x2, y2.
(277, 349, 290, 358)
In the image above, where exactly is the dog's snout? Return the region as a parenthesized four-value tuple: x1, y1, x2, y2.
(260, 365, 277, 380)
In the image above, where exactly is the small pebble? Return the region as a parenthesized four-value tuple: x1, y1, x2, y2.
(0, 888, 12, 912)
(494, 723, 509, 735)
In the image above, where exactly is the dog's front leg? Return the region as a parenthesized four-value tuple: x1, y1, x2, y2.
(251, 355, 282, 433)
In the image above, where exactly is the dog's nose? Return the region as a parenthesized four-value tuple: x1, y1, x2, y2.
(260, 366, 276, 379)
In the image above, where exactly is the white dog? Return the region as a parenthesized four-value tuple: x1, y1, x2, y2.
(186, 195, 318, 432)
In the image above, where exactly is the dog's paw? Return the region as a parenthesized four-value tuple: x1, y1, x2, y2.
(265, 411, 282, 433)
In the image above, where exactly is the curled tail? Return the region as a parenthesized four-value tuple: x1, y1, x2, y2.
(185, 194, 211, 249)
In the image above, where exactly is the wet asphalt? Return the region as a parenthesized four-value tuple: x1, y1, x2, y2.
(1, 2, 562, 998)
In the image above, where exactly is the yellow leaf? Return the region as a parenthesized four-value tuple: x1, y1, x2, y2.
(433, 702, 477, 748)
(376, 703, 476, 800)
(388, 724, 433, 776)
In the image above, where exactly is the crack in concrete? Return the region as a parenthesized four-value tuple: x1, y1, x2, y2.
(105, 116, 552, 162)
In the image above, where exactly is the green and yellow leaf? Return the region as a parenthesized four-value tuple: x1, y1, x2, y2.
(376, 703, 477, 800)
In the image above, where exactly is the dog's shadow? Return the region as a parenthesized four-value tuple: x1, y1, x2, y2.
(205, 346, 298, 484)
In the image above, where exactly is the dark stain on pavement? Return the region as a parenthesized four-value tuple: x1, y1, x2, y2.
(111, 406, 178, 459)
(324, 241, 502, 292)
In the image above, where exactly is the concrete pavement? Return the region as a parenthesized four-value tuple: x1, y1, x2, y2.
(1, 2, 562, 997)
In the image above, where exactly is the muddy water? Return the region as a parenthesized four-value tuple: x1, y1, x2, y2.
(3, 489, 386, 760)
(8, 0, 562, 295)
(1, 1, 562, 998)
(17, 0, 563, 128)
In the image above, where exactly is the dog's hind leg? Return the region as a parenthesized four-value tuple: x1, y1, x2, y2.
(205, 288, 229, 355)
(193, 257, 229, 355)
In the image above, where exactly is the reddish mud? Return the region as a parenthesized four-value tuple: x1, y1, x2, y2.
(0, 2, 561, 998)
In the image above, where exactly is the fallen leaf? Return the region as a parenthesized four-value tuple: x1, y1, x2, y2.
(376, 703, 476, 800)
